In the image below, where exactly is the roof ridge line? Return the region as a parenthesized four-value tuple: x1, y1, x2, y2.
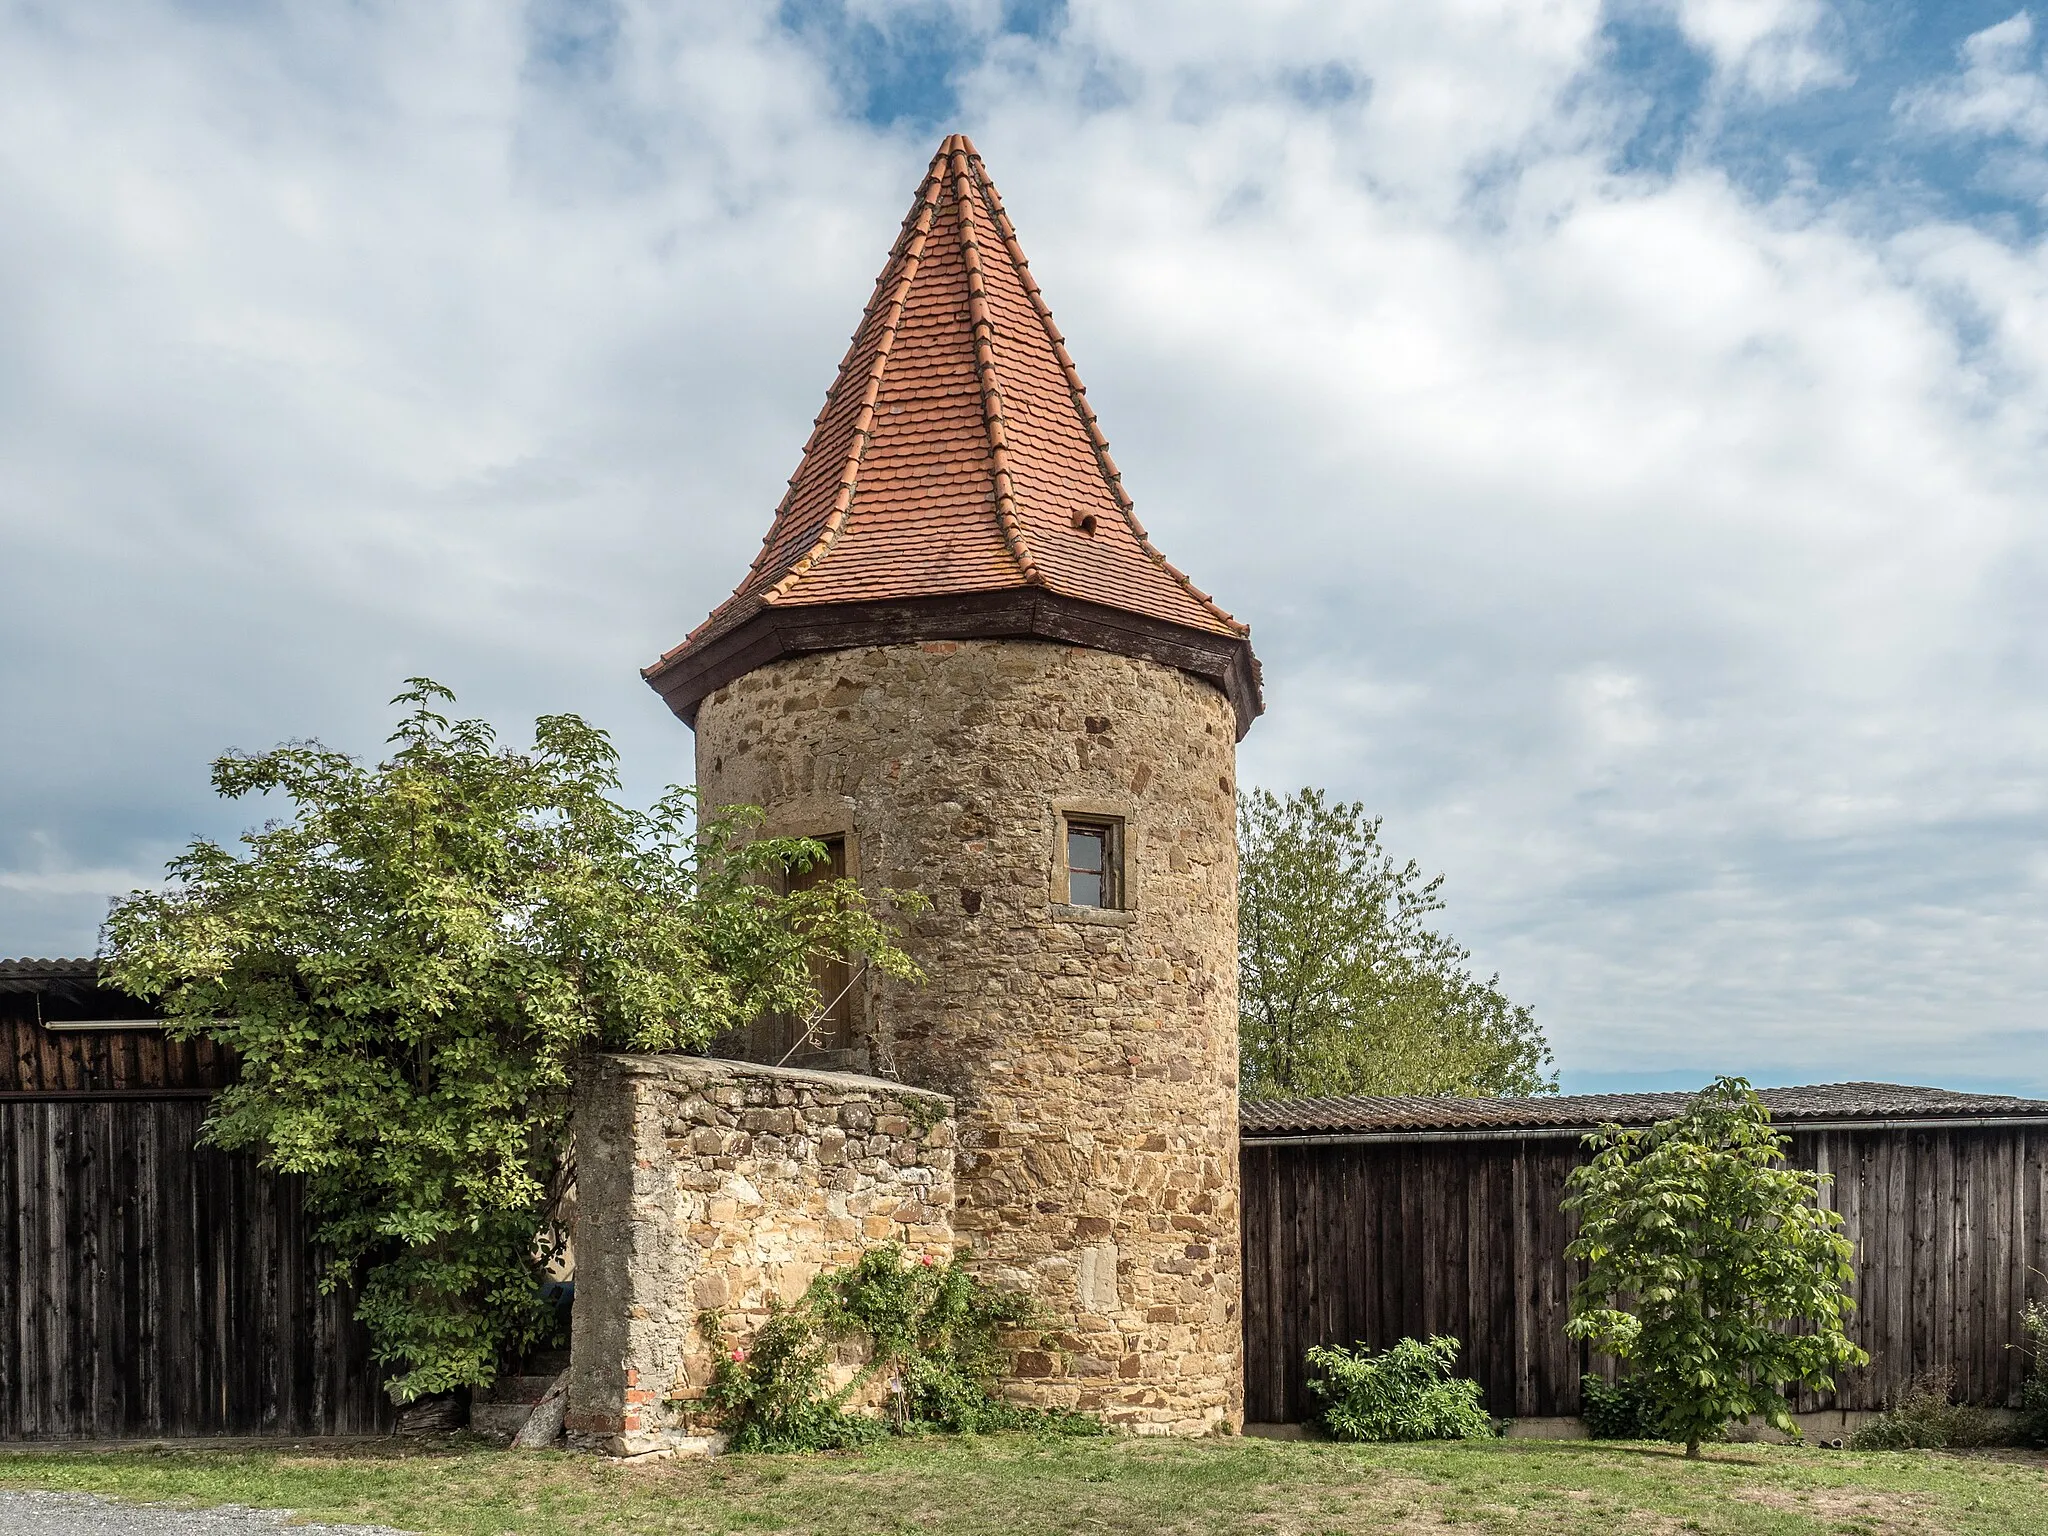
(760, 158, 945, 604)
(948, 142, 1043, 588)
(971, 154, 1248, 638)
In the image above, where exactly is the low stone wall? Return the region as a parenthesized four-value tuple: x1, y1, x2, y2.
(566, 1053, 955, 1456)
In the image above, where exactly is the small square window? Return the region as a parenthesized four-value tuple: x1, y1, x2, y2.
(1063, 816, 1122, 909)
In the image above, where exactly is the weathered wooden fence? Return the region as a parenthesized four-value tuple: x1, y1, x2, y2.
(1241, 1136, 1582, 1424)
(1241, 1122, 2048, 1424)
(1, 965, 388, 1439)
(0, 1095, 389, 1438)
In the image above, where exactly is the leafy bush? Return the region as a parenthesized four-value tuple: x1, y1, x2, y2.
(807, 1246, 1050, 1433)
(701, 1303, 882, 1453)
(704, 1246, 1102, 1451)
(2015, 1300, 2048, 1449)
(1580, 1373, 1665, 1440)
(2023, 1376, 2048, 1451)
(1564, 1078, 1867, 1458)
(1304, 1335, 1496, 1442)
(1848, 1368, 2007, 1450)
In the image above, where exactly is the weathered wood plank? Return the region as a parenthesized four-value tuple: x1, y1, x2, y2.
(0, 1098, 388, 1440)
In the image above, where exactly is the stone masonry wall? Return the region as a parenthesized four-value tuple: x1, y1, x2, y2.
(566, 1052, 954, 1456)
(692, 639, 1243, 1434)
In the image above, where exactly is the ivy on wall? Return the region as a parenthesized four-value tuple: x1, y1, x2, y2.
(703, 1246, 1102, 1451)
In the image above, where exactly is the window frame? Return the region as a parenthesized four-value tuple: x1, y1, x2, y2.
(1056, 809, 1127, 912)
(784, 833, 855, 1051)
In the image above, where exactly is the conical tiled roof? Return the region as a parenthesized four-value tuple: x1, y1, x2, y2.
(646, 134, 1261, 736)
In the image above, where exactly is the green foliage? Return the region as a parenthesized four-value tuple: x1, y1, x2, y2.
(1564, 1078, 1868, 1458)
(1579, 1374, 1667, 1440)
(1303, 1335, 1497, 1442)
(2018, 1299, 2048, 1448)
(1237, 787, 1554, 1100)
(102, 680, 922, 1404)
(807, 1245, 1048, 1432)
(705, 1246, 1102, 1450)
(1848, 1368, 2007, 1450)
(701, 1302, 883, 1453)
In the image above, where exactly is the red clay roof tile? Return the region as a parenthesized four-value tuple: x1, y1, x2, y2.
(659, 135, 1247, 666)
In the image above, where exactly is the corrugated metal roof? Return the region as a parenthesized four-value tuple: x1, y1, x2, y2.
(0, 957, 103, 994)
(1239, 1082, 2048, 1138)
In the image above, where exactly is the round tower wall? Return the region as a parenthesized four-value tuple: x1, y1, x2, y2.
(692, 639, 1242, 1434)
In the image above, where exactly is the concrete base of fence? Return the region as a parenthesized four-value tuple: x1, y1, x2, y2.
(1502, 1417, 1587, 1439)
(1255, 1408, 2026, 1446)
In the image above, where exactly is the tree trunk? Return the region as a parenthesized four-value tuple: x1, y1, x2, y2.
(1685, 1438, 1701, 1459)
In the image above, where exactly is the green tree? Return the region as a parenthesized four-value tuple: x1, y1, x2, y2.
(104, 680, 921, 1403)
(1563, 1078, 1868, 1457)
(1237, 787, 1553, 1099)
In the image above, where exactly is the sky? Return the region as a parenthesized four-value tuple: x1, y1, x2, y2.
(4, 0, 2048, 1097)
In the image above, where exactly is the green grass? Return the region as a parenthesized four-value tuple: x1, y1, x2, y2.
(1, 1434, 2044, 1535)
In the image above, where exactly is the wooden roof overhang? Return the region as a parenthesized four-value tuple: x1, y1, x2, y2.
(646, 587, 1263, 738)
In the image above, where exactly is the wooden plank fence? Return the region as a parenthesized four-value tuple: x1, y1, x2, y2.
(1241, 1124, 2048, 1424)
(0, 1096, 389, 1439)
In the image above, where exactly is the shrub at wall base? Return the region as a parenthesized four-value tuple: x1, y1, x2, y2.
(1305, 1336, 1496, 1443)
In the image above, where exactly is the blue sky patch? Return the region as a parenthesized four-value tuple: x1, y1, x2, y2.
(1597, 0, 2048, 236)
(777, 0, 1067, 131)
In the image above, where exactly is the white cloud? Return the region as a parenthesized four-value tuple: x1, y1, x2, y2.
(2, 2, 2047, 1090)
(1569, 669, 1662, 756)
(1897, 11, 2048, 147)
(0, 868, 158, 899)
(1670, 0, 1848, 99)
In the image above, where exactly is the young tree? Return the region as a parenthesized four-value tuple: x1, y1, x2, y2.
(104, 680, 921, 1403)
(1237, 787, 1553, 1099)
(1563, 1078, 1867, 1457)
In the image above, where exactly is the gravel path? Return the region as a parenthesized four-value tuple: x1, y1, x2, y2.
(0, 1489, 415, 1535)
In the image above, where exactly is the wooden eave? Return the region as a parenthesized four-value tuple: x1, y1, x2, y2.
(644, 588, 1263, 740)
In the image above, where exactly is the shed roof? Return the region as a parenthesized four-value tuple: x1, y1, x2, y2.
(1240, 1082, 2048, 1140)
(0, 958, 160, 1021)
(0, 957, 100, 984)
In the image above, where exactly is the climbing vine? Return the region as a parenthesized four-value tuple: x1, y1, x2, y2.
(703, 1246, 1102, 1450)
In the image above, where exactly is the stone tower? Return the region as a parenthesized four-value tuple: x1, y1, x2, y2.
(644, 135, 1262, 1434)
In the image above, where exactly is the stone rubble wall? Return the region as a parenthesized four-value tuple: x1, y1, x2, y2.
(566, 1052, 954, 1456)
(692, 640, 1244, 1435)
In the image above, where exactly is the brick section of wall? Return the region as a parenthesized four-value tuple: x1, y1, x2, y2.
(566, 1053, 955, 1456)
(693, 640, 1243, 1435)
